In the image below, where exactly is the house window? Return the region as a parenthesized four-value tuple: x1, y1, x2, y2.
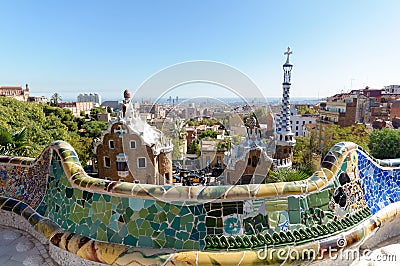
(109, 140, 115, 149)
(104, 157, 111, 168)
(117, 161, 128, 171)
(296, 121, 299, 124)
(138, 157, 146, 168)
(296, 126, 298, 130)
(252, 156, 258, 167)
(130, 140, 136, 149)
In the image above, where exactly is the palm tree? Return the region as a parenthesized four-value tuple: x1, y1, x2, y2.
(169, 119, 187, 160)
(51, 93, 62, 106)
(0, 127, 31, 156)
(267, 168, 309, 183)
(170, 119, 187, 139)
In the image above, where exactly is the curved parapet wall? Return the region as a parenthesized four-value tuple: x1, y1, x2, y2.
(0, 140, 399, 265)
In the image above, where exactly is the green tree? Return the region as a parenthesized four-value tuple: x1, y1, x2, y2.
(368, 128, 400, 159)
(199, 130, 218, 139)
(216, 138, 232, 152)
(321, 124, 369, 156)
(81, 121, 109, 139)
(293, 132, 319, 172)
(90, 107, 107, 120)
(43, 105, 78, 131)
(297, 106, 318, 115)
(0, 97, 94, 166)
(253, 107, 272, 124)
(172, 138, 183, 160)
(187, 139, 200, 156)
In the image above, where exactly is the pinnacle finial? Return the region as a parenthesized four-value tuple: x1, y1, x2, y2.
(284, 47, 292, 64)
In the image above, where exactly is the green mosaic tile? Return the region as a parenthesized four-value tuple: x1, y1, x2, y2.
(123, 235, 137, 246)
(102, 194, 110, 202)
(76, 224, 90, 236)
(97, 227, 107, 241)
(183, 241, 195, 249)
(106, 228, 116, 240)
(180, 207, 190, 216)
(181, 214, 194, 224)
(174, 240, 183, 249)
(288, 210, 301, 223)
(109, 221, 119, 232)
(92, 193, 101, 201)
(163, 204, 170, 212)
(111, 196, 120, 205)
(300, 197, 309, 210)
(144, 200, 155, 208)
(155, 204, 162, 212)
(147, 214, 156, 221)
(73, 189, 83, 199)
(166, 236, 176, 247)
(166, 212, 175, 222)
(171, 217, 180, 230)
(140, 220, 151, 230)
(136, 218, 143, 227)
(150, 222, 160, 231)
(138, 236, 152, 247)
(159, 222, 168, 231)
(177, 231, 189, 241)
(170, 205, 180, 215)
(110, 233, 123, 243)
(288, 196, 301, 210)
(155, 239, 167, 249)
(128, 198, 144, 211)
(139, 208, 148, 218)
(186, 222, 193, 232)
(157, 201, 166, 209)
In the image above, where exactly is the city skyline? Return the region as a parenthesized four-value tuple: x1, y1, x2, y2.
(1, 1, 400, 100)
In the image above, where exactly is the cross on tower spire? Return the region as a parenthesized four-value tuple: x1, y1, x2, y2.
(284, 47, 292, 64)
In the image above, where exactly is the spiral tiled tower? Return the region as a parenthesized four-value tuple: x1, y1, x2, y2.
(274, 47, 296, 168)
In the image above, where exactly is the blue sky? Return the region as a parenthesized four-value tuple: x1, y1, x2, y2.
(1, 1, 399, 100)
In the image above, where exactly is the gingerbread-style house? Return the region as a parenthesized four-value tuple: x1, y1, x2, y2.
(94, 90, 173, 184)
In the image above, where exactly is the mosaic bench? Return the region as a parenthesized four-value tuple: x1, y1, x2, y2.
(0, 140, 399, 265)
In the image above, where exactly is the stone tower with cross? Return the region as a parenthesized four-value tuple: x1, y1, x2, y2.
(274, 47, 296, 168)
